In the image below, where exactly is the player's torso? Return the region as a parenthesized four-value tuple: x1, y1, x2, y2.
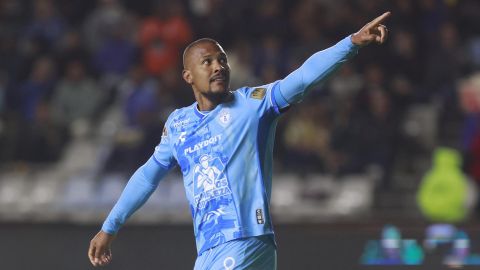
(171, 93, 257, 189)
(165, 88, 276, 254)
(170, 92, 262, 210)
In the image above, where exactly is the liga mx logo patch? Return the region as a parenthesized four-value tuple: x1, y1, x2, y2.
(161, 126, 168, 138)
(193, 154, 232, 209)
(250, 88, 266, 100)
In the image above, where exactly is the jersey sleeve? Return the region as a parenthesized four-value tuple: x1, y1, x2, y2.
(152, 113, 177, 169)
(101, 113, 178, 234)
(101, 156, 171, 234)
(275, 35, 359, 109)
(240, 81, 283, 118)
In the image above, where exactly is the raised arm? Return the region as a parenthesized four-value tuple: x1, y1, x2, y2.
(88, 156, 171, 267)
(274, 12, 390, 109)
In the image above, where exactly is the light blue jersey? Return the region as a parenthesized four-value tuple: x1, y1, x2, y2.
(155, 82, 281, 254)
(101, 35, 358, 258)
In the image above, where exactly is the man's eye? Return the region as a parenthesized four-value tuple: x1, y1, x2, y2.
(219, 58, 227, 64)
(202, 59, 210, 64)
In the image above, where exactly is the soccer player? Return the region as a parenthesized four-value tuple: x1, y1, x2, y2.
(88, 12, 390, 269)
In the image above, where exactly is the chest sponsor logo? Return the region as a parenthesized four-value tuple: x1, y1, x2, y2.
(250, 87, 266, 100)
(184, 134, 222, 155)
(193, 154, 231, 209)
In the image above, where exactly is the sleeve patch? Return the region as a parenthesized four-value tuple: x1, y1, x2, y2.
(161, 126, 168, 138)
(250, 88, 266, 100)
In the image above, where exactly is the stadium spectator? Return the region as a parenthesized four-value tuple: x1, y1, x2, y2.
(226, 38, 261, 90)
(105, 64, 163, 172)
(91, 27, 137, 78)
(51, 59, 102, 126)
(252, 35, 288, 83)
(138, 1, 192, 76)
(83, 0, 135, 52)
(13, 56, 68, 162)
(283, 102, 331, 173)
(55, 30, 91, 75)
(18, 56, 56, 122)
(23, 0, 65, 49)
(120, 65, 161, 129)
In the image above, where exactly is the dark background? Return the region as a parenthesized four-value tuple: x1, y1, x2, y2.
(2, 222, 480, 270)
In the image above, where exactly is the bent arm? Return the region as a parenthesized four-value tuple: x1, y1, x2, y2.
(101, 156, 171, 234)
(274, 35, 359, 108)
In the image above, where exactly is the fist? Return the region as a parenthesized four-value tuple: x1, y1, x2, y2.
(88, 230, 116, 267)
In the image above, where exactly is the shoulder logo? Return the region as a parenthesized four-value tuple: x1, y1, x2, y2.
(250, 88, 266, 100)
(161, 126, 168, 138)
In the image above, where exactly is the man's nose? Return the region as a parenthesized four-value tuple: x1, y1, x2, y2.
(213, 60, 225, 72)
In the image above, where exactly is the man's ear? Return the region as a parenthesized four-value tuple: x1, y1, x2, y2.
(182, 70, 193, 84)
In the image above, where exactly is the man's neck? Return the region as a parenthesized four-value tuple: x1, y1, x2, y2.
(195, 91, 231, 111)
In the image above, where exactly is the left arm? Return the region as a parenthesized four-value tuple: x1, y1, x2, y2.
(274, 11, 390, 109)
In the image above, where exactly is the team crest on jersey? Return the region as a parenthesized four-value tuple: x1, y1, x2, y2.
(193, 154, 232, 209)
(217, 108, 231, 127)
(250, 87, 266, 100)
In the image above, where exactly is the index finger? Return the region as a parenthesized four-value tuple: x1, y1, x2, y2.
(368, 11, 391, 27)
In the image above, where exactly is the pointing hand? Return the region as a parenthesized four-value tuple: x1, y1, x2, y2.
(351, 12, 391, 46)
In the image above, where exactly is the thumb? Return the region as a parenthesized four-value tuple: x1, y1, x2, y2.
(366, 34, 377, 42)
(88, 244, 96, 264)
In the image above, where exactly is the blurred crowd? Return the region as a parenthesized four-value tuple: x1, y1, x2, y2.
(0, 0, 479, 190)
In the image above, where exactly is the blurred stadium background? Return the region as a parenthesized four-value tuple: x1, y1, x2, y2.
(1, 0, 480, 269)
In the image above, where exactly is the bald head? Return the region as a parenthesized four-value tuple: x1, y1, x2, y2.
(182, 38, 222, 69)
(181, 37, 231, 104)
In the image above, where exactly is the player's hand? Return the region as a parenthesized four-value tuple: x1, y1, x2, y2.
(88, 230, 116, 267)
(351, 11, 391, 46)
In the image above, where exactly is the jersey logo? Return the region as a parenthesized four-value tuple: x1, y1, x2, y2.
(178, 131, 187, 143)
(184, 134, 222, 155)
(223, 257, 236, 270)
(250, 88, 266, 100)
(173, 118, 191, 128)
(193, 154, 232, 209)
(162, 125, 168, 137)
(217, 108, 231, 127)
(256, 209, 264, 224)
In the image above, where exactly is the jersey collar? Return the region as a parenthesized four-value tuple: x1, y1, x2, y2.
(193, 92, 235, 119)
(193, 102, 210, 119)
